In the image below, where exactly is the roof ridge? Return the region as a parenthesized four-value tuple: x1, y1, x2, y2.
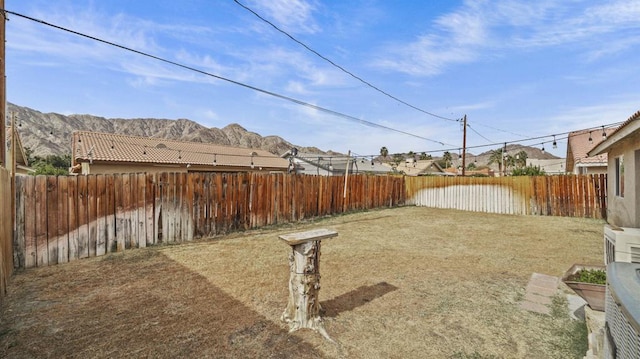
(72, 130, 274, 154)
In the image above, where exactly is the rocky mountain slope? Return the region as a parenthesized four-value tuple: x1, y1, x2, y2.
(7, 103, 330, 158)
(7, 103, 560, 165)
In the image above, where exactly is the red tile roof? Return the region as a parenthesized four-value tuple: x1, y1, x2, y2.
(72, 131, 289, 170)
(566, 127, 616, 171)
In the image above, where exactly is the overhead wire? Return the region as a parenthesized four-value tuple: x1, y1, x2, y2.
(338, 121, 624, 158)
(418, 121, 624, 156)
(467, 123, 493, 143)
(232, 1, 517, 144)
(232, 0, 457, 122)
(5, 9, 626, 159)
(3, 9, 454, 147)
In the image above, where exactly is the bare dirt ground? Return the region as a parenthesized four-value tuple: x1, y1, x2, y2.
(0, 206, 604, 358)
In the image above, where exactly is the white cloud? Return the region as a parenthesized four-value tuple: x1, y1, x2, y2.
(247, 0, 320, 34)
(285, 81, 308, 94)
(551, 98, 640, 131)
(374, 0, 640, 76)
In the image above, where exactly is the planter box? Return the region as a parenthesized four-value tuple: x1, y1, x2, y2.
(562, 263, 606, 311)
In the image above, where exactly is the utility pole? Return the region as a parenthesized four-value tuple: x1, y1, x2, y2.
(0, 1, 6, 168)
(461, 114, 467, 176)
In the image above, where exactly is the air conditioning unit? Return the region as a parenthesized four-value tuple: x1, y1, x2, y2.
(604, 225, 640, 265)
(603, 262, 640, 359)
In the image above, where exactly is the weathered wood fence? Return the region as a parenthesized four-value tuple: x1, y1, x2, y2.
(14, 172, 405, 269)
(405, 174, 607, 218)
(0, 167, 13, 297)
(12, 172, 608, 270)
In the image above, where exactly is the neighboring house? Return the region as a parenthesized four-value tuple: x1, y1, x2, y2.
(567, 128, 617, 175)
(71, 131, 290, 175)
(382, 159, 446, 176)
(5, 126, 33, 175)
(588, 110, 640, 228)
(281, 150, 391, 176)
(526, 159, 567, 175)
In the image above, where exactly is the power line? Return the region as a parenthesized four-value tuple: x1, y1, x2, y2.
(4, 9, 454, 146)
(471, 120, 529, 138)
(431, 121, 625, 155)
(467, 123, 493, 143)
(232, 0, 457, 122)
(345, 121, 624, 158)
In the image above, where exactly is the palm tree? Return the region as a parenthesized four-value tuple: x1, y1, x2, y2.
(380, 146, 389, 159)
(488, 148, 505, 175)
(442, 151, 452, 169)
(514, 150, 528, 168)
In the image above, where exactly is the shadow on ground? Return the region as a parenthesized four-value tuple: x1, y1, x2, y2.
(0, 250, 324, 358)
(322, 282, 398, 318)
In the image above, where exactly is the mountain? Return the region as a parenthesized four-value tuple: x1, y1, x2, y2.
(471, 143, 560, 164)
(7, 103, 335, 158)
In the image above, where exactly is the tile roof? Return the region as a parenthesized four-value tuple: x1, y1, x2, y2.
(566, 127, 616, 170)
(72, 131, 289, 170)
(382, 159, 444, 176)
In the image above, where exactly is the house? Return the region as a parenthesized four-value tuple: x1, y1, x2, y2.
(588, 110, 640, 228)
(5, 126, 33, 175)
(566, 128, 617, 175)
(281, 150, 391, 176)
(587, 111, 640, 359)
(70, 131, 290, 175)
(382, 159, 447, 176)
(526, 159, 566, 175)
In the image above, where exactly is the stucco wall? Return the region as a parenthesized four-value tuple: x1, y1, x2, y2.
(606, 130, 640, 228)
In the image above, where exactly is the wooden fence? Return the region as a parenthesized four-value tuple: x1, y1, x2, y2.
(14, 172, 405, 269)
(0, 167, 13, 298)
(405, 174, 607, 218)
(12, 172, 608, 270)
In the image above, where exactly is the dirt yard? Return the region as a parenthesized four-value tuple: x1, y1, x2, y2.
(0, 206, 604, 358)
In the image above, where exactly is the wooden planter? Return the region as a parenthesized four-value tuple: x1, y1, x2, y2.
(562, 263, 606, 311)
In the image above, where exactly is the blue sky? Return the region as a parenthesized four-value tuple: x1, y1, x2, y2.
(5, 0, 640, 158)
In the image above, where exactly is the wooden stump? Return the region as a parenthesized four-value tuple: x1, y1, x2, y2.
(279, 229, 337, 339)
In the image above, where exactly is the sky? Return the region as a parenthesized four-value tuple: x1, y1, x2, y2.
(5, 0, 640, 159)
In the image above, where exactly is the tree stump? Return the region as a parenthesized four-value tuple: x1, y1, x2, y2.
(279, 229, 337, 339)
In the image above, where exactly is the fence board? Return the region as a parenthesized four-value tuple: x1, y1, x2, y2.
(67, 177, 78, 262)
(114, 174, 125, 251)
(87, 175, 98, 257)
(34, 176, 48, 266)
(76, 175, 88, 258)
(145, 174, 155, 246)
(57, 176, 69, 264)
(46, 176, 58, 265)
(130, 174, 139, 248)
(23, 176, 36, 268)
(14, 175, 25, 269)
(95, 175, 107, 255)
(136, 173, 147, 248)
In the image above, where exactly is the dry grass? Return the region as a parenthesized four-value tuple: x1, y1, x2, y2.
(0, 206, 604, 358)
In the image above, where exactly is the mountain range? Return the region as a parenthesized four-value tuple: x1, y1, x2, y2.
(6, 103, 332, 158)
(6, 103, 560, 165)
